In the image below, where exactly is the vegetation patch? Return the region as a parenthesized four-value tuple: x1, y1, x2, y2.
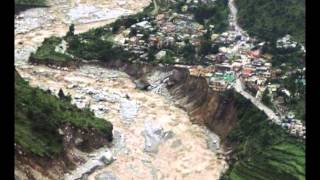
(236, 0, 305, 44)
(221, 91, 305, 180)
(191, 0, 230, 33)
(15, 71, 113, 157)
(30, 36, 74, 66)
(15, 0, 46, 6)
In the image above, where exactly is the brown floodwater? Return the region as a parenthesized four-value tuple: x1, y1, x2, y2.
(15, 0, 228, 179)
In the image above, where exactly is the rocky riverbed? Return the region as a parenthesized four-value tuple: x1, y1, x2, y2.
(15, 0, 229, 179)
(17, 64, 228, 179)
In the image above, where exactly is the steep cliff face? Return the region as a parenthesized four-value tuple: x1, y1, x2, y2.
(128, 65, 305, 180)
(166, 68, 237, 140)
(16, 64, 229, 180)
(100, 61, 238, 140)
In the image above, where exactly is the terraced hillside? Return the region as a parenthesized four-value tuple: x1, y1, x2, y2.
(222, 91, 305, 180)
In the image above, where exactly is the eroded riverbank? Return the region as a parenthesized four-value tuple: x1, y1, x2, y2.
(15, 0, 230, 179)
(17, 64, 228, 179)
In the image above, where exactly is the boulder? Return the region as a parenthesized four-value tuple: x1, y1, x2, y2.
(143, 121, 163, 153)
(162, 131, 175, 140)
(134, 79, 150, 90)
(93, 94, 107, 102)
(75, 137, 83, 145)
(58, 128, 64, 135)
(155, 50, 166, 60)
(211, 33, 219, 41)
(142, 121, 174, 153)
(205, 129, 221, 151)
(120, 99, 139, 122)
(99, 151, 114, 165)
(95, 171, 119, 180)
(170, 139, 182, 148)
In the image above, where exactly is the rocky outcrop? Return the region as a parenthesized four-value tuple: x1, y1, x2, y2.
(60, 123, 111, 152)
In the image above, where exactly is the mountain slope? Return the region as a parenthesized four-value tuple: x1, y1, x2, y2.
(236, 0, 305, 44)
(222, 91, 305, 180)
(15, 70, 113, 157)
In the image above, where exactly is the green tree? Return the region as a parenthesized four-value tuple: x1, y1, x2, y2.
(15, 71, 113, 157)
(181, 40, 196, 64)
(66, 24, 75, 37)
(236, 0, 305, 44)
(261, 88, 272, 107)
(58, 89, 66, 99)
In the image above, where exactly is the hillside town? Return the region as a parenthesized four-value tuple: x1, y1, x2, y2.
(15, 0, 306, 179)
(109, 0, 305, 139)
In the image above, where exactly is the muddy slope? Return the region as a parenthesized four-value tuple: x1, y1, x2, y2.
(15, 123, 111, 180)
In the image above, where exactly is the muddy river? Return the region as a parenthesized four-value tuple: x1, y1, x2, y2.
(15, 0, 228, 179)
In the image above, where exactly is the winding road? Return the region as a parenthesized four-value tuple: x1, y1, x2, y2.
(227, 0, 305, 138)
(228, 0, 249, 39)
(233, 79, 281, 123)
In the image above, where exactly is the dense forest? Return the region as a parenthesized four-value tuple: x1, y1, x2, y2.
(173, 0, 230, 33)
(15, 70, 113, 157)
(222, 90, 305, 180)
(236, 0, 305, 45)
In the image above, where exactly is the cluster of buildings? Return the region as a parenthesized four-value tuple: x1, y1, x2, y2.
(281, 113, 305, 138)
(114, 11, 205, 62)
(276, 34, 299, 49)
(110, 4, 305, 137)
(202, 41, 271, 93)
